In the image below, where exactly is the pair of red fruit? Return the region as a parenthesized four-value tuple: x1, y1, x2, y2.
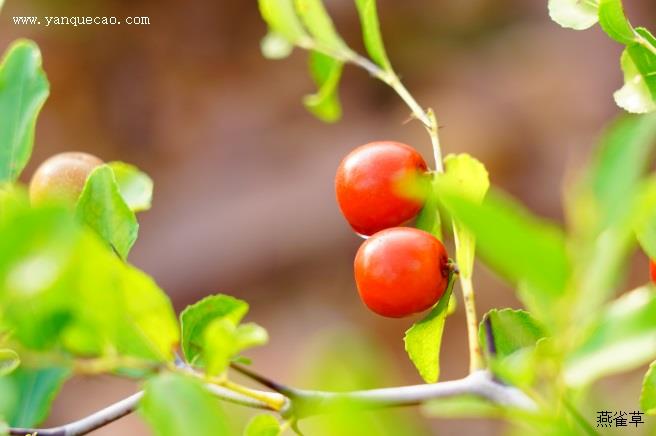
(335, 141, 450, 318)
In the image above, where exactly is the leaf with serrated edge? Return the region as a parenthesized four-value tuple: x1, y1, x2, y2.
(548, 0, 598, 30)
(404, 279, 454, 383)
(180, 294, 248, 364)
(108, 162, 153, 212)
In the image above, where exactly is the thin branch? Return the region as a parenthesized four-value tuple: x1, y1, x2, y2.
(8, 392, 143, 436)
(7, 370, 536, 436)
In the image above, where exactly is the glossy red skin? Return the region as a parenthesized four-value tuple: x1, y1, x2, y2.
(650, 259, 656, 284)
(354, 227, 449, 318)
(335, 141, 428, 236)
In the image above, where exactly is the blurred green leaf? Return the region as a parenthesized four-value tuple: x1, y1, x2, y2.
(598, 0, 635, 44)
(590, 113, 656, 228)
(3, 366, 70, 427)
(438, 187, 569, 319)
(440, 154, 489, 279)
(76, 165, 139, 260)
(615, 46, 656, 114)
(298, 330, 426, 435)
(415, 175, 443, 240)
(0, 40, 49, 182)
(354, 0, 390, 70)
(0, 349, 18, 376)
(304, 51, 343, 122)
(294, 0, 348, 51)
(641, 361, 656, 414)
(565, 286, 656, 387)
(261, 32, 295, 59)
(479, 309, 545, 360)
(479, 309, 545, 388)
(572, 114, 656, 312)
(180, 294, 248, 365)
(0, 204, 81, 350)
(404, 279, 453, 383)
(204, 319, 268, 376)
(547, 0, 598, 30)
(139, 373, 228, 436)
(108, 161, 153, 212)
(244, 414, 281, 436)
(258, 0, 308, 43)
(0, 201, 178, 361)
(634, 178, 656, 259)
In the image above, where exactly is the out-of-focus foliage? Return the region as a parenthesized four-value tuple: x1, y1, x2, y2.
(549, 0, 656, 113)
(404, 277, 454, 383)
(139, 373, 229, 436)
(1, 367, 70, 427)
(76, 165, 139, 260)
(244, 414, 281, 436)
(297, 330, 429, 436)
(0, 40, 48, 182)
(180, 294, 267, 374)
(108, 162, 154, 213)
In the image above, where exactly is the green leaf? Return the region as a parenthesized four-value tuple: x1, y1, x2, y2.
(0, 40, 49, 182)
(589, 113, 656, 228)
(258, 0, 308, 43)
(76, 165, 139, 260)
(641, 361, 656, 414)
(204, 320, 268, 376)
(404, 278, 453, 383)
(294, 0, 348, 51)
(0, 349, 19, 376)
(547, 0, 599, 30)
(565, 286, 656, 387)
(303, 51, 343, 122)
(439, 154, 489, 279)
(438, 187, 569, 319)
(139, 373, 228, 436)
(615, 47, 656, 114)
(108, 161, 153, 212)
(261, 32, 295, 59)
(415, 175, 443, 240)
(571, 114, 656, 311)
(180, 294, 248, 364)
(0, 200, 178, 361)
(4, 366, 70, 427)
(354, 0, 391, 70)
(478, 309, 545, 360)
(634, 178, 656, 260)
(598, 0, 635, 44)
(244, 414, 281, 436)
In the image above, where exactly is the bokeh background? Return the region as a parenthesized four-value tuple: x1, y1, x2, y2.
(2, 0, 656, 434)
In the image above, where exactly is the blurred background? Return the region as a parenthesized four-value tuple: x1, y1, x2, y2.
(2, 0, 656, 434)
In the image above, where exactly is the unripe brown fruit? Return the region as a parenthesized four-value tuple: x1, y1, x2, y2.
(29, 152, 103, 205)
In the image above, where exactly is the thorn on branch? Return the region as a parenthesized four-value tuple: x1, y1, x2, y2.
(230, 363, 294, 397)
